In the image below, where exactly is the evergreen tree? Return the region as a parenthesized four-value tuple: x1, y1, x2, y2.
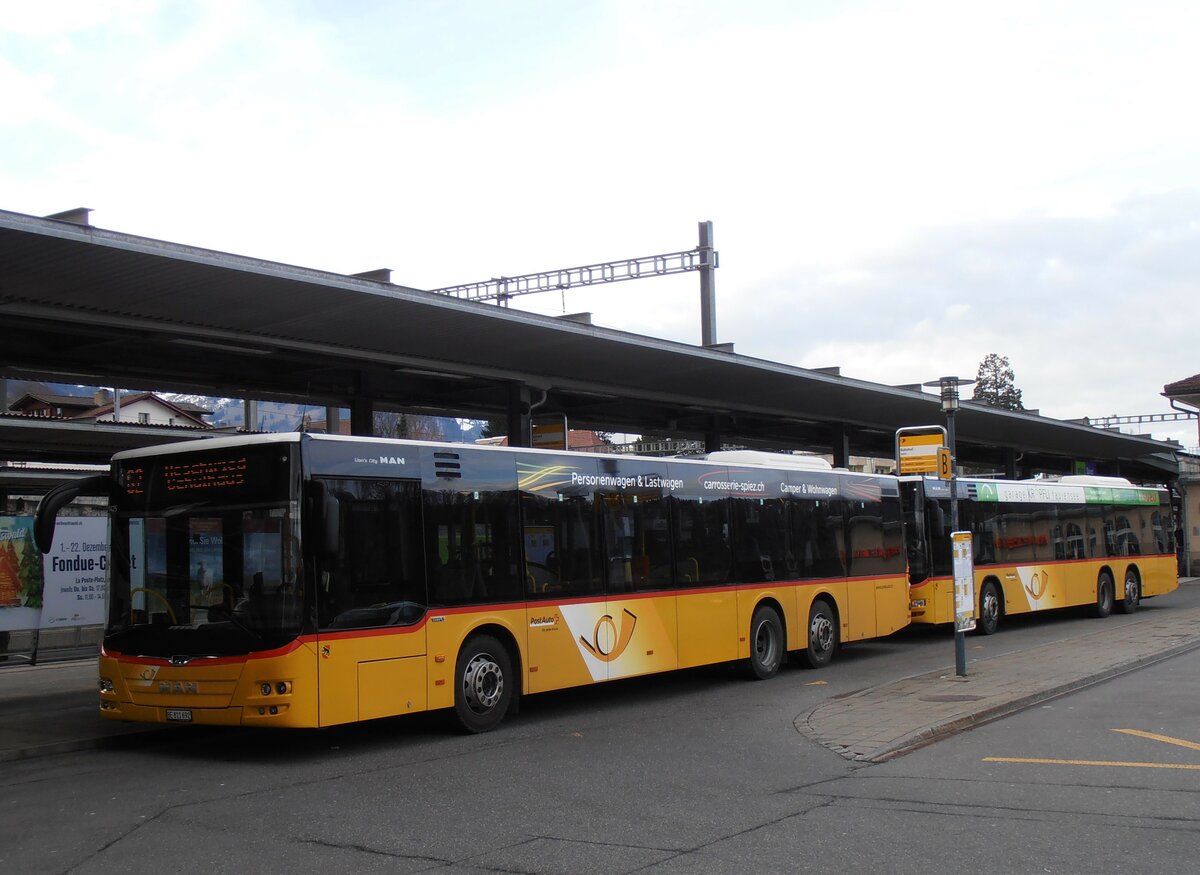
(480, 417, 507, 439)
(373, 411, 445, 441)
(971, 353, 1025, 411)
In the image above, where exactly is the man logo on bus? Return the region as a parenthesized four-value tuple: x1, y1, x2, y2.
(580, 608, 638, 662)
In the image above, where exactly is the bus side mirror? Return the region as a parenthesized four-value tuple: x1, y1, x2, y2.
(34, 474, 112, 554)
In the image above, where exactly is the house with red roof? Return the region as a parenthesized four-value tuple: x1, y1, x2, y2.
(7, 390, 212, 428)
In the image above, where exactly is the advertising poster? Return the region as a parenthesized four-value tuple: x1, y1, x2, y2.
(952, 530, 976, 633)
(0, 516, 42, 632)
(1, 516, 110, 632)
(39, 517, 109, 629)
(189, 518, 224, 619)
(243, 517, 282, 587)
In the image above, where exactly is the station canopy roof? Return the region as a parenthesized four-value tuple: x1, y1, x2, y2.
(0, 207, 1179, 479)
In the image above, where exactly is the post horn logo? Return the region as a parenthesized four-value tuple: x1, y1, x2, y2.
(580, 608, 638, 662)
(1024, 569, 1049, 600)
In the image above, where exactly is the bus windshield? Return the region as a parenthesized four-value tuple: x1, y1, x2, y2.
(105, 443, 306, 658)
(106, 504, 304, 657)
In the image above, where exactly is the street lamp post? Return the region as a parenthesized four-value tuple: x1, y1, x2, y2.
(925, 375, 974, 677)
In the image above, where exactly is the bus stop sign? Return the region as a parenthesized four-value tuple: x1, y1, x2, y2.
(897, 431, 943, 474)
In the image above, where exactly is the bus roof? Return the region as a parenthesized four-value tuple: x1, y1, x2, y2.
(110, 432, 894, 481)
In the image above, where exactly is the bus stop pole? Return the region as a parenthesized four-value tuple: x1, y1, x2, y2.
(948, 406, 966, 677)
(939, 376, 969, 678)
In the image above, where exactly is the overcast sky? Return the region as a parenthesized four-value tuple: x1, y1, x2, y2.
(3, 0, 1198, 446)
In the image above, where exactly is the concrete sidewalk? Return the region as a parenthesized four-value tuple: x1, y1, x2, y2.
(0, 658, 169, 762)
(801, 579, 1200, 762)
(3, 579, 1199, 764)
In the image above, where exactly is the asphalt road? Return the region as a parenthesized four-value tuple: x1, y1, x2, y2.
(818, 646, 1200, 874)
(2, 585, 1198, 874)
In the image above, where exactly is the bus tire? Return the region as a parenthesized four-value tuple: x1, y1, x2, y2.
(1094, 572, 1115, 619)
(976, 581, 1001, 636)
(453, 634, 513, 733)
(802, 598, 837, 670)
(747, 604, 784, 680)
(1117, 568, 1141, 614)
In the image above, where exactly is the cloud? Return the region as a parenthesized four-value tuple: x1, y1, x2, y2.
(3, 1, 1200, 448)
(719, 190, 1200, 431)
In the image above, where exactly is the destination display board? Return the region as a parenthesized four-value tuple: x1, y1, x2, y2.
(902, 427, 945, 470)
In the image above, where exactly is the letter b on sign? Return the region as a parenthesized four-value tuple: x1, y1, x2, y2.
(937, 448, 953, 481)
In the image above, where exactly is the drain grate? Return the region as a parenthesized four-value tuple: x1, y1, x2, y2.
(918, 694, 985, 703)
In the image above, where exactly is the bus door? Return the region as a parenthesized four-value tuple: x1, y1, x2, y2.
(899, 479, 931, 585)
(787, 478, 849, 640)
(596, 459, 679, 682)
(312, 477, 428, 727)
(519, 455, 607, 693)
(843, 479, 908, 638)
(672, 463, 737, 668)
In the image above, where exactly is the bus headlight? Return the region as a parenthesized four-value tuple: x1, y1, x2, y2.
(260, 682, 272, 696)
(99, 677, 114, 692)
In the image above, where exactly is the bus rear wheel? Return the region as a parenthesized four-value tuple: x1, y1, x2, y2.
(453, 634, 513, 733)
(1094, 572, 1115, 619)
(747, 605, 784, 680)
(803, 599, 837, 669)
(1117, 569, 1141, 614)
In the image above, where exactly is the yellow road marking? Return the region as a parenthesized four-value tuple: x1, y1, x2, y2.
(1113, 729, 1200, 751)
(983, 756, 1200, 771)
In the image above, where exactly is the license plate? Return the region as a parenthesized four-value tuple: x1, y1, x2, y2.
(166, 709, 193, 722)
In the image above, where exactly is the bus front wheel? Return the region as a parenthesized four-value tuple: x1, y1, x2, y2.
(747, 605, 784, 680)
(803, 599, 837, 669)
(453, 634, 513, 733)
(976, 581, 1001, 636)
(1094, 572, 1115, 619)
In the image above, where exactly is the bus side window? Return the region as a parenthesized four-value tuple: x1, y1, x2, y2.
(426, 488, 522, 606)
(520, 490, 602, 599)
(673, 496, 731, 585)
(845, 498, 902, 578)
(316, 478, 427, 630)
(600, 491, 672, 592)
(732, 497, 789, 583)
(789, 497, 844, 579)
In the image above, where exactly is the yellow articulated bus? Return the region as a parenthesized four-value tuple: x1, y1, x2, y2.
(35, 434, 910, 732)
(901, 475, 1178, 634)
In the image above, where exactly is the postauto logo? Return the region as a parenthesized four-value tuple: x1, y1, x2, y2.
(578, 608, 638, 662)
(1016, 566, 1054, 609)
(559, 605, 639, 680)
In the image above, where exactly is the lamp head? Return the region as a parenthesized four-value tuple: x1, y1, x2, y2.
(922, 376, 975, 412)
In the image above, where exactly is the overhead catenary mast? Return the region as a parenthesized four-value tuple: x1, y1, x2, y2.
(429, 222, 720, 346)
